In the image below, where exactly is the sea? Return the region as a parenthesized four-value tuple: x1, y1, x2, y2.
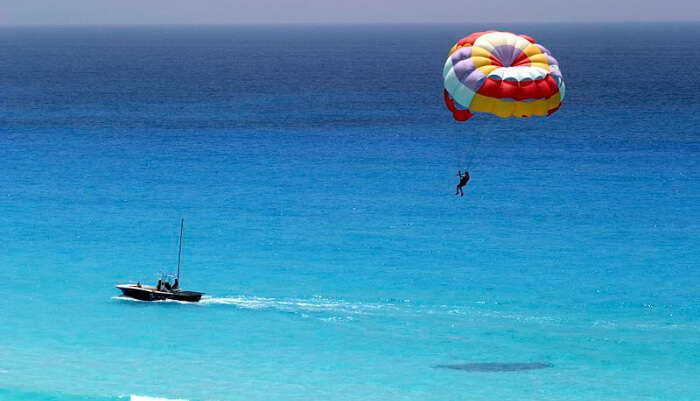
(0, 23, 698, 401)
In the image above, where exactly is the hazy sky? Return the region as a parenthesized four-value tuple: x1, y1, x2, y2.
(1, 0, 699, 25)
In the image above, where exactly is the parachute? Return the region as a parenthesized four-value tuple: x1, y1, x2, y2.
(443, 31, 565, 121)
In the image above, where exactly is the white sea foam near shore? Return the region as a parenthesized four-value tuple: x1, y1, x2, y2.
(129, 395, 188, 401)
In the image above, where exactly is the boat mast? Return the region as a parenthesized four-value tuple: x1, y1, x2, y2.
(177, 218, 184, 281)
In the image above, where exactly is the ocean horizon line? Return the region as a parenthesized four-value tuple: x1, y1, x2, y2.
(1, 20, 699, 28)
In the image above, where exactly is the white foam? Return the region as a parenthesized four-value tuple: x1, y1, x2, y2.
(114, 294, 556, 324)
(113, 296, 146, 302)
(130, 395, 188, 401)
(199, 295, 400, 316)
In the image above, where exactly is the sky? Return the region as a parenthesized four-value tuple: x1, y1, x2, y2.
(0, 0, 699, 25)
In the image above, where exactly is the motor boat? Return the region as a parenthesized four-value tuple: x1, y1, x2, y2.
(116, 219, 204, 303)
(116, 281, 203, 302)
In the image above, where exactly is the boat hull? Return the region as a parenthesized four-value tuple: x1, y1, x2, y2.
(116, 284, 203, 303)
(170, 291, 203, 302)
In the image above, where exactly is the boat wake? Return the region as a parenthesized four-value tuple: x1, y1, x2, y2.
(434, 362, 554, 372)
(198, 295, 557, 322)
(114, 294, 556, 323)
(113, 294, 408, 319)
(199, 295, 404, 317)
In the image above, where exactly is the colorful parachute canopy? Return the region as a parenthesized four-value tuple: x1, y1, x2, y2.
(443, 31, 565, 121)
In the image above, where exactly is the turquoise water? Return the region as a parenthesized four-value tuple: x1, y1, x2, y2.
(0, 24, 698, 400)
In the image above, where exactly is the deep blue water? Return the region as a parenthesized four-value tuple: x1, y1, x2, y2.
(0, 24, 698, 401)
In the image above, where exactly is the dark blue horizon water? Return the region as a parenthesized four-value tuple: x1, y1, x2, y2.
(0, 23, 698, 401)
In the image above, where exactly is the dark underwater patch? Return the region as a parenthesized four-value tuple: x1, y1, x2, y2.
(434, 362, 553, 372)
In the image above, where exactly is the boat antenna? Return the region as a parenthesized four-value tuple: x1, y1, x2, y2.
(177, 218, 184, 281)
